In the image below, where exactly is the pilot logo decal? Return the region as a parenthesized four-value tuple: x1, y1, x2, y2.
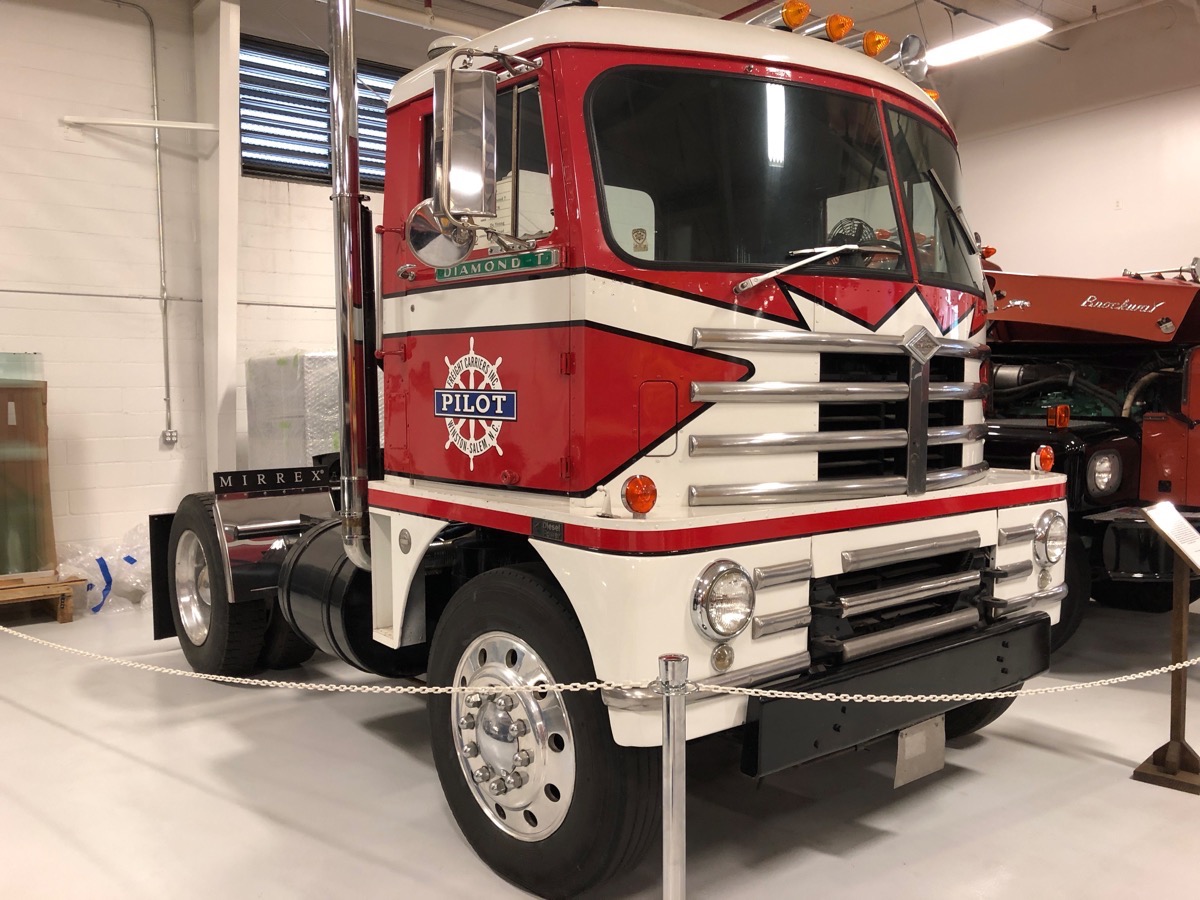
(434, 338, 517, 470)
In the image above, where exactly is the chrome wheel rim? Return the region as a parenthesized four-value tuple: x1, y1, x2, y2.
(174, 530, 212, 645)
(452, 631, 576, 841)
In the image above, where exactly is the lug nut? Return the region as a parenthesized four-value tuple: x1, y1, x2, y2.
(494, 695, 515, 712)
(488, 778, 508, 796)
(472, 766, 493, 784)
(465, 693, 483, 709)
(462, 742, 479, 759)
(504, 771, 527, 791)
(507, 720, 529, 739)
(513, 750, 533, 768)
(458, 714, 476, 730)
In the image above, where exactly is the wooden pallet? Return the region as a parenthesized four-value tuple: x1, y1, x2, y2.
(0, 576, 85, 623)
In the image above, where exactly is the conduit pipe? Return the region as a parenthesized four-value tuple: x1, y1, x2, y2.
(1045, 0, 1166, 39)
(92, 0, 179, 445)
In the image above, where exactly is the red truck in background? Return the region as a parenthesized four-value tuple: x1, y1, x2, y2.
(983, 260, 1200, 648)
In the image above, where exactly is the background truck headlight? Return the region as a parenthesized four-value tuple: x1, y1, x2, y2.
(692, 560, 755, 640)
(1087, 451, 1121, 497)
(1034, 510, 1067, 566)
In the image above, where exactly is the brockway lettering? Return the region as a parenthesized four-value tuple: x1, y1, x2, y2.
(1080, 295, 1166, 314)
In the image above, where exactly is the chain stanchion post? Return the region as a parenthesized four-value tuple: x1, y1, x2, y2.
(659, 653, 688, 900)
(1132, 549, 1200, 793)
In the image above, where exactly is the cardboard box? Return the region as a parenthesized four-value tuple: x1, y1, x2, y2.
(0, 379, 55, 579)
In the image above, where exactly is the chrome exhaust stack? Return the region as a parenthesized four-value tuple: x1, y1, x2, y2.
(328, 0, 371, 571)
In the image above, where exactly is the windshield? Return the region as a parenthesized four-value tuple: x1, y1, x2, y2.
(588, 68, 906, 276)
(886, 108, 985, 295)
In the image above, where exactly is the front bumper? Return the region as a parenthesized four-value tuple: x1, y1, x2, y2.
(741, 611, 1050, 777)
(1088, 507, 1200, 583)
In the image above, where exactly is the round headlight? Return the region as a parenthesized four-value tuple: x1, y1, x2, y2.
(692, 560, 755, 640)
(1087, 451, 1121, 497)
(1034, 510, 1067, 566)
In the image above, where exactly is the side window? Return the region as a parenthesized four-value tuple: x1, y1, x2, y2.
(489, 84, 555, 246)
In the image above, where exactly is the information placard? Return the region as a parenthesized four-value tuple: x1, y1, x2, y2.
(1142, 501, 1200, 575)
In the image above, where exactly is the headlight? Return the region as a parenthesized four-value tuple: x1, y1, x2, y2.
(1034, 510, 1067, 566)
(1087, 451, 1121, 497)
(692, 560, 755, 640)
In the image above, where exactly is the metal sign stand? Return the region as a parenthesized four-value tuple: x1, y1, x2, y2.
(659, 654, 688, 900)
(1133, 504, 1200, 793)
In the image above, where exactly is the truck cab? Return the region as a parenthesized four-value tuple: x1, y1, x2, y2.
(154, 5, 1068, 895)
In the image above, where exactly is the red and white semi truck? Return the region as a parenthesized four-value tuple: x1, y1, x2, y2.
(150, 2, 1068, 895)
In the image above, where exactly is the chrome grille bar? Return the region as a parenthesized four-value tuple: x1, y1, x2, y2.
(693, 328, 988, 359)
(832, 570, 982, 618)
(689, 424, 985, 457)
(688, 462, 989, 506)
(691, 381, 909, 403)
(836, 607, 980, 661)
(691, 381, 985, 403)
(842, 530, 981, 572)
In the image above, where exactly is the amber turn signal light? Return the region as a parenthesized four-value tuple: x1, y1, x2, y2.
(1035, 444, 1055, 472)
(980, 245, 998, 260)
(622, 475, 657, 515)
(862, 30, 891, 56)
(781, 0, 811, 30)
(826, 14, 854, 41)
(1046, 404, 1071, 429)
(923, 87, 941, 102)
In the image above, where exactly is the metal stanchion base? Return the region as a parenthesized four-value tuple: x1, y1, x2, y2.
(1132, 740, 1200, 795)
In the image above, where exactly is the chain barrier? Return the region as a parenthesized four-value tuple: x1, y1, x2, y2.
(1, 623, 1198, 703)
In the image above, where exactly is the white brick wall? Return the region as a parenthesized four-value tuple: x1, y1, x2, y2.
(0, 0, 206, 558)
(235, 177, 382, 467)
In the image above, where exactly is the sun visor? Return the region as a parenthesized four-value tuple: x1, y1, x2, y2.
(987, 272, 1200, 343)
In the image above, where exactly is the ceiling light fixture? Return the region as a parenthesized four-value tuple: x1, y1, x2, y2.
(925, 17, 1051, 67)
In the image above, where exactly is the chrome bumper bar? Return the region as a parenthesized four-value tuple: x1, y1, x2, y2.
(987, 582, 1068, 617)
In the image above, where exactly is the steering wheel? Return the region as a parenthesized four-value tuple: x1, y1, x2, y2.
(827, 217, 902, 268)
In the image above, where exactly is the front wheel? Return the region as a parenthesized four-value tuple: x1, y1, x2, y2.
(427, 566, 658, 899)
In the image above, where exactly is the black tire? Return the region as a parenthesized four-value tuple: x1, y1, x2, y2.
(258, 599, 316, 670)
(167, 493, 268, 675)
(1050, 534, 1090, 652)
(945, 690, 1020, 740)
(427, 566, 659, 899)
(1092, 578, 1178, 613)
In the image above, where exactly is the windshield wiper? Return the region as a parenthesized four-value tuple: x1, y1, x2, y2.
(927, 168, 979, 255)
(733, 244, 902, 295)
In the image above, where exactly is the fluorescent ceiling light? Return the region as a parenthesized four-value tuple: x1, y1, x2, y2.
(926, 17, 1052, 67)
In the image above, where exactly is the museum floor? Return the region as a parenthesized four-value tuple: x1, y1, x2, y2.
(1, 597, 1195, 899)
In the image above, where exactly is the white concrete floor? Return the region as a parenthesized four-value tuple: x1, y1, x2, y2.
(1, 599, 1197, 900)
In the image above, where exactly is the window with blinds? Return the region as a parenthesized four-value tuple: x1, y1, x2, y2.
(239, 37, 406, 188)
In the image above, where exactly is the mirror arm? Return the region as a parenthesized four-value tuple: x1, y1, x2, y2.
(485, 230, 537, 253)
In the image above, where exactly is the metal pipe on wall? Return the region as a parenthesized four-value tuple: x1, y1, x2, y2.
(328, 0, 373, 571)
(314, 0, 489, 38)
(1045, 0, 1166, 39)
(94, 0, 178, 445)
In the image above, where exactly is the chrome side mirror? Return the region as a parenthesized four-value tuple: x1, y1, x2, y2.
(436, 65, 497, 219)
(407, 198, 476, 268)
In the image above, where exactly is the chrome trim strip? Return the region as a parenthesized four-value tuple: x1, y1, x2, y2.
(601, 651, 813, 711)
(753, 559, 812, 589)
(688, 463, 989, 506)
(834, 571, 982, 617)
(692, 381, 984, 404)
(234, 519, 306, 540)
(928, 382, 989, 400)
(688, 423, 985, 457)
(692, 328, 988, 359)
(842, 530, 980, 571)
(998, 524, 1037, 546)
(752, 608, 813, 639)
(991, 583, 1068, 616)
(994, 560, 1034, 580)
(838, 608, 980, 662)
(691, 381, 908, 403)
(906, 355, 930, 496)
